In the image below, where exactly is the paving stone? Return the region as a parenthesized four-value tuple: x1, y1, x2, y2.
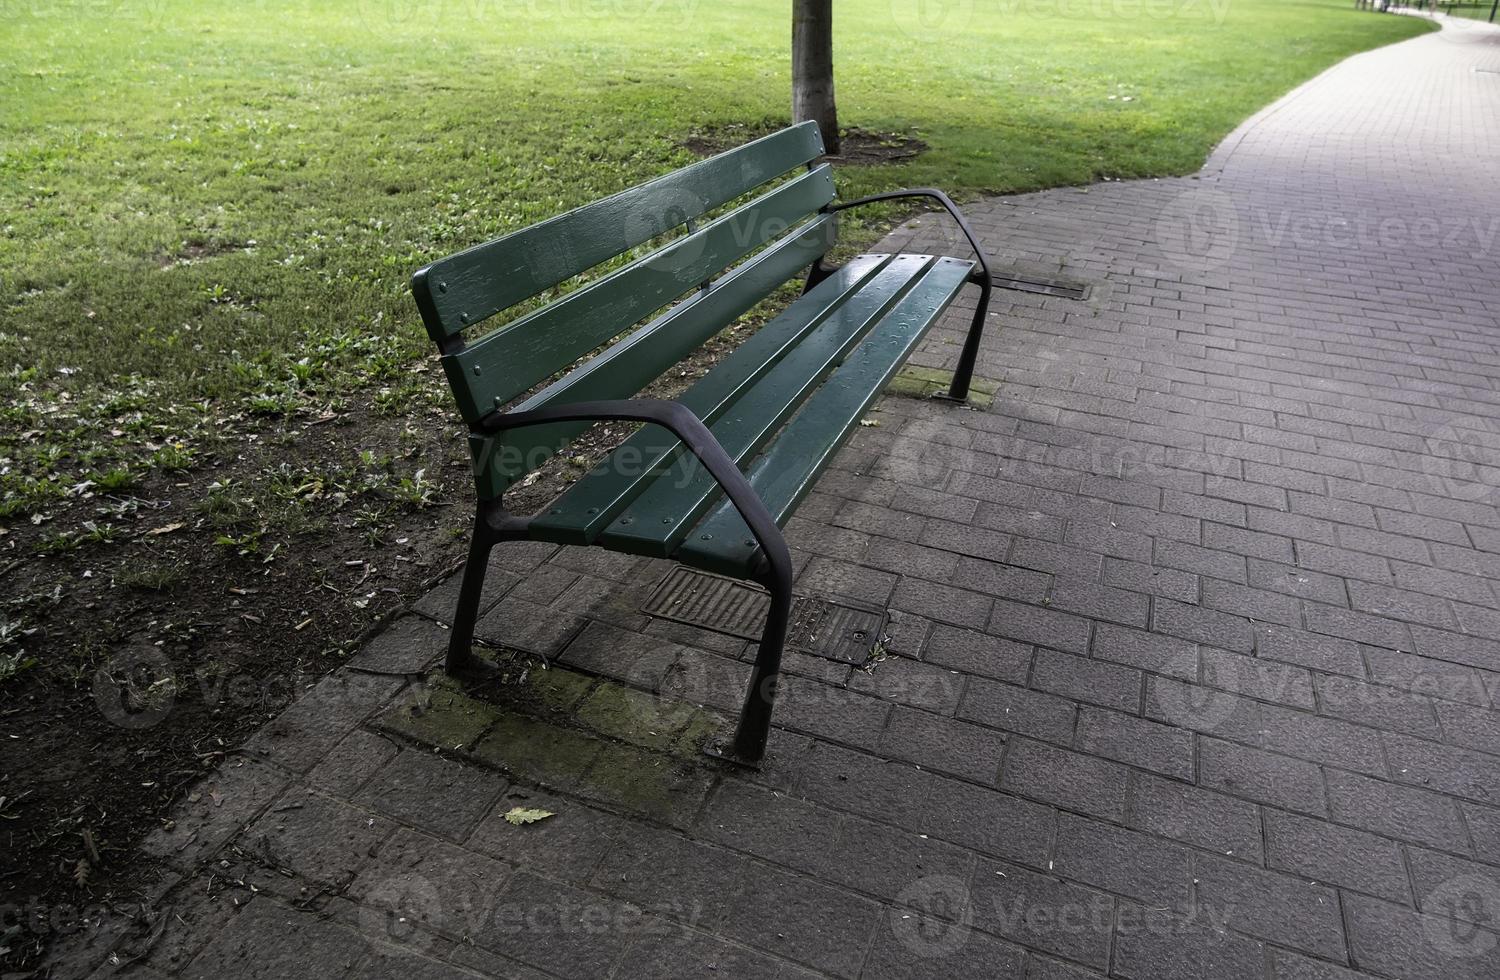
(965, 859, 1114, 970)
(306, 728, 401, 799)
(243, 670, 404, 774)
(1463, 801, 1500, 864)
(140, 756, 291, 871)
(1325, 769, 1471, 852)
(1199, 737, 1327, 816)
(473, 594, 584, 656)
(556, 620, 681, 691)
(1112, 915, 1264, 980)
(1051, 812, 1194, 909)
(797, 742, 1055, 865)
(848, 654, 967, 714)
(1000, 738, 1129, 822)
(181, 900, 370, 979)
(1090, 623, 1198, 680)
(612, 928, 797, 979)
(716, 861, 882, 978)
(923, 625, 1033, 683)
(1126, 773, 1263, 862)
(1030, 649, 1140, 714)
(958, 677, 1078, 744)
(1344, 892, 1500, 980)
(349, 827, 513, 941)
(238, 791, 393, 888)
(865, 911, 1029, 979)
(1257, 625, 1365, 677)
(879, 705, 1006, 782)
(355, 749, 505, 841)
(1264, 809, 1409, 903)
(347, 615, 449, 674)
(1194, 853, 1346, 958)
(1383, 731, 1500, 804)
(892, 578, 993, 630)
(1074, 706, 1194, 779)
(1202, 647, 1315, 709)
(1151, 598, 1255, 653)
(1316, 672, 1439, 739)
(1268, 949, 1386, 980)
(468, 788, 630, 883)
(772, 672, 892, 747)
(411, 560, 521, 625)
(950, 555, 1053, 605)
(1407, 847, 1500, 925)
(478, 871, 644, 977)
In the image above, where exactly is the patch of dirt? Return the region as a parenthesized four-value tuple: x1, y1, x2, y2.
(683, 123, 927, 167)
(0, 316, 754, 974)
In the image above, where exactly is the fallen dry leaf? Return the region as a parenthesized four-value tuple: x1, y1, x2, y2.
(503, 806, 555, 826)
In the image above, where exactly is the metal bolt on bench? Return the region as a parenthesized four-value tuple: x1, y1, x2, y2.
(410, 121, 993, 764)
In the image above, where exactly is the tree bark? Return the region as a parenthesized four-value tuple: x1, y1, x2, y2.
(791, 0, 838, 155)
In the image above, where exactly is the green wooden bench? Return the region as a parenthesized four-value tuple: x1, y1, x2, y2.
(411, 121, 992, 763)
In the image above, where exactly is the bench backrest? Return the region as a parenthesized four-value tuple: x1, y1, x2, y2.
(411, 122, 839, 499)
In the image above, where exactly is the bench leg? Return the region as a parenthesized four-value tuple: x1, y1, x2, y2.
(730, 565, 794, 763)
(446, 518, 495, 674)
(944, 274, 994, 402)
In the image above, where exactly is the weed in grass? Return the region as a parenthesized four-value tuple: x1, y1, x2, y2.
(150, 444, 195, 473)
(91, 468, 137, 494)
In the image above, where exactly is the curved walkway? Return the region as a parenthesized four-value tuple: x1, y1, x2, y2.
(59, 17, 1500, 980)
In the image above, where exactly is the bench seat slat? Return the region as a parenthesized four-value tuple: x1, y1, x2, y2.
(598, 254, 941, 558)
(527, 253, 896, 545)
(444, 164, 837, 421)
(675, 255, 975, 577)
(470, 214, 840, 498)
(413, 121, 825, 340)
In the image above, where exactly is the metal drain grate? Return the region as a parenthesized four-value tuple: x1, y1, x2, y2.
(990, 273, 1089, 301)
(643, 567, 884, 665)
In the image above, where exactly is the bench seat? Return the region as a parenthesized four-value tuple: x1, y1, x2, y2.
(531, 252, 974, 574)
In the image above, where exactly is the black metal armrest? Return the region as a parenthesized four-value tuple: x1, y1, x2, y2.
(827, 188, 992, 284)
(476, 399, 791, 581)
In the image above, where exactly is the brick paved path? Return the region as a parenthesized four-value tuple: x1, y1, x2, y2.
(65, 17, 1500, 980)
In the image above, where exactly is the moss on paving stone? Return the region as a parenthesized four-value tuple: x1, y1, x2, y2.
(379, 646, 730, 820)
(885, 366, 998, 408)
(470, 713, 604, 792)
(373, 672, 502, 752)
(577, 741, 716, 825)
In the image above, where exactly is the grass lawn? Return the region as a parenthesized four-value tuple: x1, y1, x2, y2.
(2, 0, 1430, 474)
(1441, 1, 1497, 20)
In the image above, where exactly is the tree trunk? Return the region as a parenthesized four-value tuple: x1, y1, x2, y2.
(791, 0, 838, 155)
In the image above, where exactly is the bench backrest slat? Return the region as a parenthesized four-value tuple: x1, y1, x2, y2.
(470, 213, 840, 498)
(442, 164, 837, 422)
(411, 121, 825, 342)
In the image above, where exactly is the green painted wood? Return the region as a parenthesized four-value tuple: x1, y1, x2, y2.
(598, 255, 938, 559)
(469, 213, 840, 498)
(411, 121, 824, 341)
(676, 256, 975, 577)
(441, 165, 836, 422)
(527, 254, 895, 545)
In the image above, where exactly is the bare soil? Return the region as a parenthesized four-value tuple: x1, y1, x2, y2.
(0, 332, 745, 975)
(683, 123, 928, 166)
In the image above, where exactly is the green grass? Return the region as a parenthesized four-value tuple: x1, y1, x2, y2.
(0, 0, 1430, 512)
(1440, 0, 1497, 21)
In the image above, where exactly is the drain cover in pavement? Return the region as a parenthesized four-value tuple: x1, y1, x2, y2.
(643, 567, 884, 665)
